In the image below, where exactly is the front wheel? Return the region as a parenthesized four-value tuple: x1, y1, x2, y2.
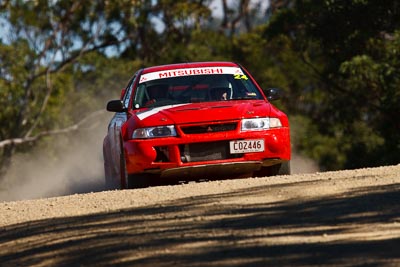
(253, 161, 291, 177)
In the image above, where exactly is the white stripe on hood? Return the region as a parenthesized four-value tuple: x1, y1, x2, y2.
(137, 104, 189, 120)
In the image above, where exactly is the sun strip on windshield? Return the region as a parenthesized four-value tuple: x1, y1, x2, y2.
(139, 67, 244, 84)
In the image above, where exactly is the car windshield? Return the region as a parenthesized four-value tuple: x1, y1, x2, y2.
(132, 67, 264, 108)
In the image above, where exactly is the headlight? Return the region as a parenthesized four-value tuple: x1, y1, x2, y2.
(241, 118, 282, 131)
(132, 125, 177, 139)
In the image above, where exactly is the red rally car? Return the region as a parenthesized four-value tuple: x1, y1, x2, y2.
(103, 61, 291, 189)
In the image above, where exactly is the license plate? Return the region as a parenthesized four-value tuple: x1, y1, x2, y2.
(229, 139, 264, 154)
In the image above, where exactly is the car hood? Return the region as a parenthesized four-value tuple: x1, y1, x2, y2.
(133, 100, 272, 126)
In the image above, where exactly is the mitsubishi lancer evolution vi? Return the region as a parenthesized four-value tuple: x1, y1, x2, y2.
(103, 61, 290, 189)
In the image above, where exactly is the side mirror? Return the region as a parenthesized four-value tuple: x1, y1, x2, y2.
(106, 100, 127, 112)
(264, 88, 283, 101)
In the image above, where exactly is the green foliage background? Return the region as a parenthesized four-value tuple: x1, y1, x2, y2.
(0, 0, 399, 176)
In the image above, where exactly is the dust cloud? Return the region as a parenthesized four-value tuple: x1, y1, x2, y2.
(291, 151, 319, 174)
(0, 112, 112, 202)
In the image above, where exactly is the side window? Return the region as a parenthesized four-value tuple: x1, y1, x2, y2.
(122, 74, 137, 109)
(133, 83, 147, 108)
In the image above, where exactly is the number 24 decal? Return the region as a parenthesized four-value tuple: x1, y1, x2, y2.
(234, 74, 248, 80)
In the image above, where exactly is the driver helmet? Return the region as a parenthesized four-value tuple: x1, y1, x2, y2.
(210, 79, 232, 100)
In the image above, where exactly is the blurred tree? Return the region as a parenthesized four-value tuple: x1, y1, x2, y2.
(0, 0, 137, 177)
(264, 0, 400, 169)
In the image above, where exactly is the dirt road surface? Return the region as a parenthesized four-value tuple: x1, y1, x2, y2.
(0, 164, 399, 266)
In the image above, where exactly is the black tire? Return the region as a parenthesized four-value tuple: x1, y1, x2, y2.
(253, 161, 291, 177)
(105, 168, 118, 190)
(104, 145, 118, 190)
(120, 149, 129, 189)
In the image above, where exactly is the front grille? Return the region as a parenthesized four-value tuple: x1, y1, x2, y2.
(181, 122, 237, 134)
(180, 141, 242, 163)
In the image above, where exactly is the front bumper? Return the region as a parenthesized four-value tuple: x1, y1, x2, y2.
(123, 126, 290, 178)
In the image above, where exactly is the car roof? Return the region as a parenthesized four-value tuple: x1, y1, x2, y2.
(141, 61, 240, 74)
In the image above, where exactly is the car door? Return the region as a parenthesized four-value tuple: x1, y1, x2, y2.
(107, 74, 137, 181)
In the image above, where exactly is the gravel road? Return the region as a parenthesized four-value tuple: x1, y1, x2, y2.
(0, 164, 399, 266)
